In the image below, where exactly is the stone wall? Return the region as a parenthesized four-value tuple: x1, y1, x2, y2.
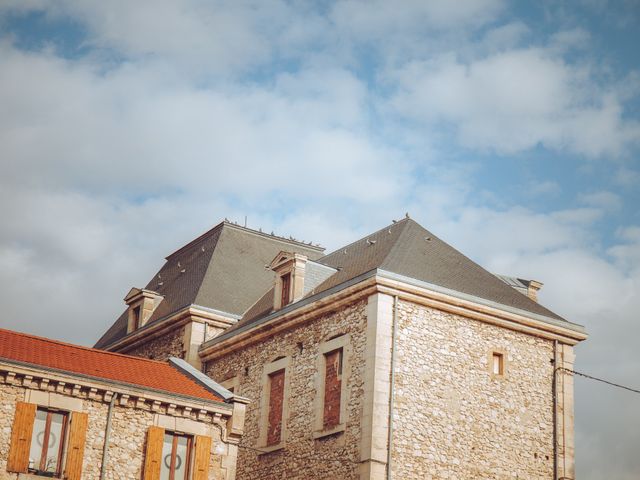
(205, 299, 368, 480)
(391, 299, 555, 479)
(0, 382, 229, 480)
(126, 325, 186, 361)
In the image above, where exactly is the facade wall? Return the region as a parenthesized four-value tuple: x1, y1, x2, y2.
(205, 299, 368, 480)
(391, 300, 555, 479)
(0, 380, 230, 480)
(126, 325, 186, 361)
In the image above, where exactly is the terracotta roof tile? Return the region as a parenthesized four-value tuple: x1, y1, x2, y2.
(0, 328, 222, 403)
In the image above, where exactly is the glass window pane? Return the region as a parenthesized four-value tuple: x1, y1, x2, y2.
(174, 436, 189, 480)
(43, 413, 64, 472)
(160, 433, 173, 480)
(29, 410, 47, 470)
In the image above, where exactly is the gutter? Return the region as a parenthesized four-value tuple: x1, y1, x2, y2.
(99, 393, 118, 480)
(387, 295, 398, 480)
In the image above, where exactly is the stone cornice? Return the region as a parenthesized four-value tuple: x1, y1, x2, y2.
(106, 305, 239, 353)
(199, 269, 587, 360)
(0, 359, 233, 420)
(375, 274, 587, 345)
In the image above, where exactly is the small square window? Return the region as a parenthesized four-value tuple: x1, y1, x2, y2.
(492, 352, 504, 376)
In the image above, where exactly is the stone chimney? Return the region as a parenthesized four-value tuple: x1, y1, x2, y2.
(527, 280, 543, 302)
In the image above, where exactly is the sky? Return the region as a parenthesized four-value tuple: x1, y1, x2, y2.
(0, 0, 638, 477)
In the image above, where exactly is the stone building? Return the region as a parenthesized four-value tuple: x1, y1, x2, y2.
(96, 217, 587, 479)
(0, 328, 247, 480)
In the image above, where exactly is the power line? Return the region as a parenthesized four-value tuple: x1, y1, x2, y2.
(558, 367, 640, 395)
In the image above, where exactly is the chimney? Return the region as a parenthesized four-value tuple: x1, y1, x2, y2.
(527, 280, 543, 302)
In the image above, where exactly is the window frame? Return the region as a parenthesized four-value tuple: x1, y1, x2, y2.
(313, 334, 351, 439)
(161, 430, 193, 480)
(280, 272, 291, 307)
(28, 407, 69, 478)
(489, 349, 508, 379)
(258, 356, 291, 453)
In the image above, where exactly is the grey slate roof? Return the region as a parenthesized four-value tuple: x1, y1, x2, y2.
(94, 222, 324, 348)
(96, 217, 569, 350)
(218, 218, 565, 341)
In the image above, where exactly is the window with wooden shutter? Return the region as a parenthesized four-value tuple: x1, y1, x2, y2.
(7, 401, 36, 473)
(192, 435, 212, 480)
(143, 426, 165, 480)
(63, 411, 88, 480)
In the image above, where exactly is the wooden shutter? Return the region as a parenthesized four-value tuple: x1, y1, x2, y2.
(7, 401, 36, 473)
(142, 426, 165, 480)
(192, 435, 212, 480)
(63, 411, 88, 480)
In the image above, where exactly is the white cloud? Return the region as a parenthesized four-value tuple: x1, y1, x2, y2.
(390, 48, 640, 156)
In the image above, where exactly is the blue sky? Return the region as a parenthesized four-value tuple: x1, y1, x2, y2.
(0, 1, 639, 478)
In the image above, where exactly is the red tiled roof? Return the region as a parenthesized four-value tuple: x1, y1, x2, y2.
(0, 328, 222, 403)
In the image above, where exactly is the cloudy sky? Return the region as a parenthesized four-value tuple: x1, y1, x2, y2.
(0, 0, 638, 477)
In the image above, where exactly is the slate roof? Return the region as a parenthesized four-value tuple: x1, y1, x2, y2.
(0, 328, 222, 402)
(217, 218, 566, 341)
(95, 221, 324, 348)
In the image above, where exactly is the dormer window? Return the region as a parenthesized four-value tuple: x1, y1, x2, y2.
(281, 273, 291, 307)
(269, 251, 307, 311)
(124, 288, 163, 334)
(132, 306, 141, 330)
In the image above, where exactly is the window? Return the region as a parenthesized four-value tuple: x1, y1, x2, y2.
(258, 356, 290, 452)
(322, 349, 343, 429)
(489, 350, 507, 378)
(161, 432, 192, 480)
(314, 334, 350, 438)
(492, 353, 504, 375)
(143, 426, 211, 480)
(280, 273, 291, 307)
(133, 305, 142, 330)
(266, 369, 285, 446)
(28, 408, 68, 476)
(7, 401, 88, 480)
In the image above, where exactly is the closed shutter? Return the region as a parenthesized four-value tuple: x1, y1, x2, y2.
(142, 426, 165, 480)
(7, 401, 36, 473)
(192, 435, 212, 480)
(63, 411, 88, 480)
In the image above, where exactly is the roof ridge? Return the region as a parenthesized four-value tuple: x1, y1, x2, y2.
(166, 220, 324, 261)
(320, 217, 410, 259)
(0, 328, 169, 366)
(379, 218, 415, 269)
(165, 221, 226, 260)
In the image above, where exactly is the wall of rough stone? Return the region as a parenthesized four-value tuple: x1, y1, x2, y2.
(205, 299, 368, 480)
(391, 299, 555, 480)
(0, 383, 228, 480)
(125, 325, 186, 361)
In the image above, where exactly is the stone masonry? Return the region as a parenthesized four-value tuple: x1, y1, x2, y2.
(391, 300, 556, 479)
(0, 362, 242, 480)
(205, 299, 368, 480)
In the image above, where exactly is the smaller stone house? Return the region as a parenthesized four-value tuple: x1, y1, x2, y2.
(0, 328, 247, 480)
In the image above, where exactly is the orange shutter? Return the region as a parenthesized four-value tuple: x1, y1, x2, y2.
(142, 426, 165, 480)
(63, 411, 88, 480)
(192, 435, 212, 480)
(7, 401, 36, 473)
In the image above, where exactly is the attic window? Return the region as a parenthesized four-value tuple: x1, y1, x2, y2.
(281, 273, 291, 307)
(132, 306, 141, 330)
